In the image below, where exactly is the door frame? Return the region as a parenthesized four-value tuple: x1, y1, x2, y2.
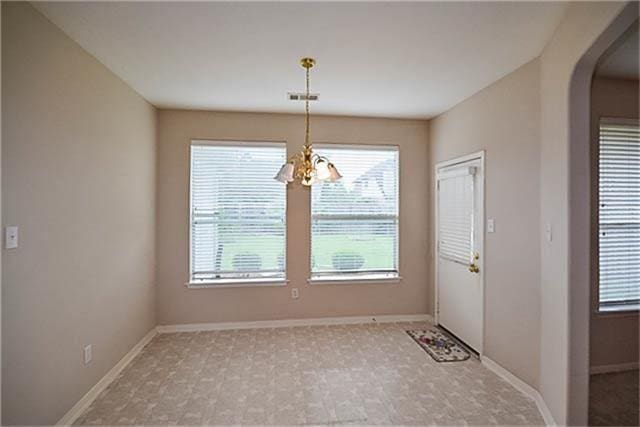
(434, 150, 485, 355)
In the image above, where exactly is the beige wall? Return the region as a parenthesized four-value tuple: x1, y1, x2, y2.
(1, 2, 635, 426)
(538, 2, 634, 424)
(1, 3, 156, 424)
(428, 59, 541, 388)
(589, 77, 639, 369)
(0, 2, 3, 421)
(156, 110, 429, 325)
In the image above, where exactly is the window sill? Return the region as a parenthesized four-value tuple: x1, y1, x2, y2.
(186, 279, 289, 289)
(308, 274, 401, 285)
(595, 304, 639, 317)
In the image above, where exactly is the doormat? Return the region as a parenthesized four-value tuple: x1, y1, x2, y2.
(406, 328, 471, 362)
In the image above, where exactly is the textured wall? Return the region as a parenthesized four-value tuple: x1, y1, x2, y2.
(2, 3, 156, 424)
(156, 110, 429, 325)
(538, 2, 633, 423)
(429, 59, 542, 388)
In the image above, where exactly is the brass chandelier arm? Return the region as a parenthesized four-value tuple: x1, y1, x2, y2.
(287, 152, 304, 163)
(312, 154, 329, 166)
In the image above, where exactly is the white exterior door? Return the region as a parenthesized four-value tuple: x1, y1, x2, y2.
(436, 156, 483, 353)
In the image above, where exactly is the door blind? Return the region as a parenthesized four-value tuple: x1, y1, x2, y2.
(311, 145, 399, 279)
(438, 167, 475, 265)
(190, 142, 286, 283)
(598, 120, 640, 309)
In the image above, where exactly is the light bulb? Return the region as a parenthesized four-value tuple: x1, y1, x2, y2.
(274, 162, 295, 183)
(327, 163, 343, 182)
(315, 159, 330, 181)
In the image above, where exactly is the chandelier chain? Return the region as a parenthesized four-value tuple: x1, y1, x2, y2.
(305, 65, 310, 149)
(274, 57, 341, 186)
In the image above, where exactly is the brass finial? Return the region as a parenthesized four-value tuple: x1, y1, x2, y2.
(300, 57, 316, 69)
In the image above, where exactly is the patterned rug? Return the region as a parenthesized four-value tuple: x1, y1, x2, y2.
(407, 328, 471, 362)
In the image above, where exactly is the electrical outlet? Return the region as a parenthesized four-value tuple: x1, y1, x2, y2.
(84, 344, 92, 365)
(291, 288, 299, 299)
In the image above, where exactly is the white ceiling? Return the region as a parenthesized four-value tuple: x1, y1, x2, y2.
(34, 1, 568, 119)
(595, 23, 639, 80)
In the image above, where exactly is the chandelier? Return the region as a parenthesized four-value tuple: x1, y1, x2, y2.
(275, 57, 342, 186)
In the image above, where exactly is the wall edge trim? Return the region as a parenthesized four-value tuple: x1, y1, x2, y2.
(157, 314, 434, 333)
(590, 361, 639, 374)
(482, 356, 557, 427)
(56, 328, 158, 426)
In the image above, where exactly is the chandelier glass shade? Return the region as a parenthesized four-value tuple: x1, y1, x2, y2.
(274, 58, 342, 186)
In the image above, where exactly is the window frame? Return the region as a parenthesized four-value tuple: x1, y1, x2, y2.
(308, 143, 400, 284)
(187, 139, 288, 288)
(596, 118, 640, 313)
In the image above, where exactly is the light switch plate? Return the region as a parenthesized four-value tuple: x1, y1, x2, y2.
(545, 224, 553, 242)
(84, 344, 92, 365)
(487, 219, 495, 233)
(5, 226, 18, 249)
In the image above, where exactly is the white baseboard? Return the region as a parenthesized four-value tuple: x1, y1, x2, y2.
(157, 313, 434, 333)
(590, 361, 639, 374)
(56, 328, 157, 426)
(482, 356, 557, 427)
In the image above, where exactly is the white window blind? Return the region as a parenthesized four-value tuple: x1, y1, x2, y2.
(190, 142, 286, 284)
(437, 167, 475, 265)
(311, 145, 399, 279)
(598, 119, 640, 310)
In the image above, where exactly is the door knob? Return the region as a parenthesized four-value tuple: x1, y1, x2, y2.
(468, 252, 480, 273)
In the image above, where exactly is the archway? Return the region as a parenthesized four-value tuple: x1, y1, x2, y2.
(567, 2, 639, 425)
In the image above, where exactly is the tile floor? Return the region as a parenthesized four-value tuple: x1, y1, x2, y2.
(589, 369, 639, 426)
(75, 322, 544, 425)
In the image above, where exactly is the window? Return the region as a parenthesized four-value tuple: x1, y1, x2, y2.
(437, 166, 475, 265)
(310, 145, 399, 281)
(189, 141, 286, 285)
(598, 119, 640, 311)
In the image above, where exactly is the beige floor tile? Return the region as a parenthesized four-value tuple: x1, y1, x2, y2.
(73, 322, 545, 426)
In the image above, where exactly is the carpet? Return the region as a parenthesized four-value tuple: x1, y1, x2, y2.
(406, 328, 471, 362)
